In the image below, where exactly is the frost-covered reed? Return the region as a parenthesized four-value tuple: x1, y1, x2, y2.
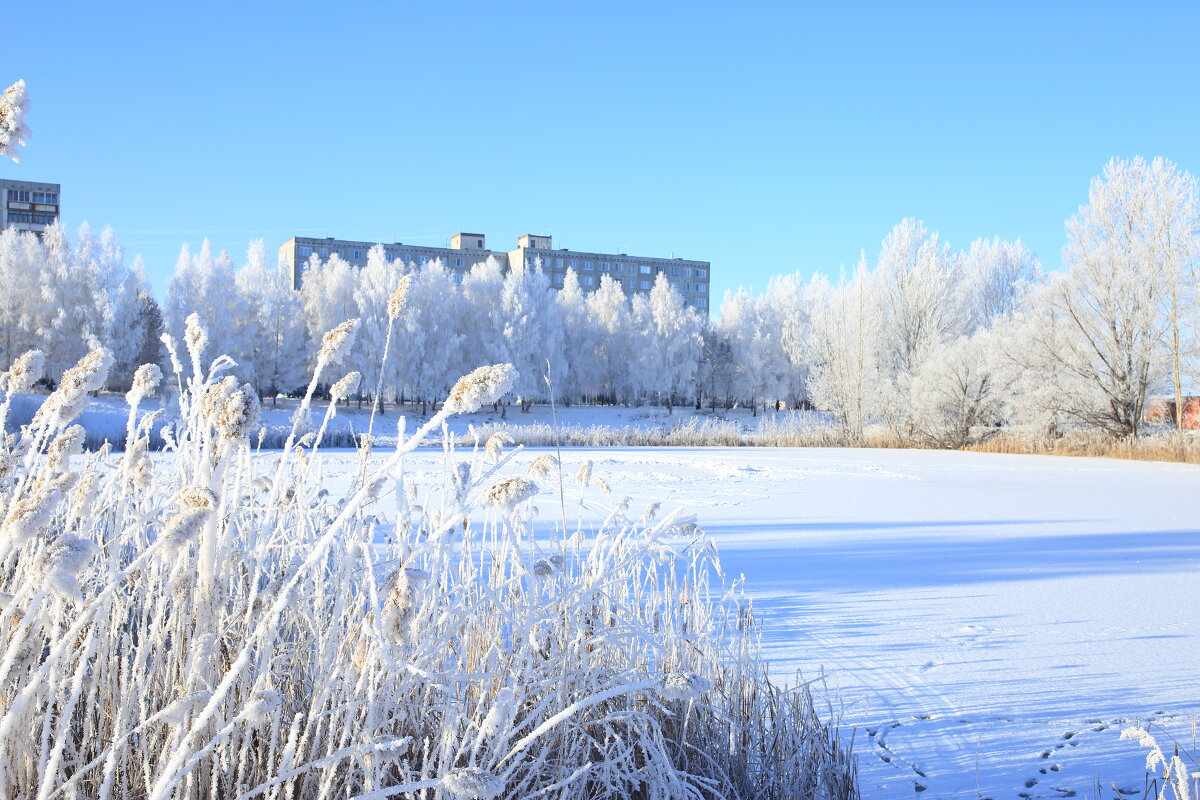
(0, 321, 857, 800)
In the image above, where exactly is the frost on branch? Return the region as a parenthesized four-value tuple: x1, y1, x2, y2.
(0, 79, 31, 162)
(441, 767, 504, 800)
(40, 534, 99, 603)
(657, 671, 713, 703)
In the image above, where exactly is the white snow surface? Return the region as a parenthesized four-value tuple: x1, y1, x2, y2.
(310, 445, 1198, 800)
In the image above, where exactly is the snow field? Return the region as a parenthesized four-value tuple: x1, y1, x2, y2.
(336, 446, 1198, 800)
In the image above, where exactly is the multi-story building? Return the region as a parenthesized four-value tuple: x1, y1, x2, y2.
(1, 178, 60, 236)
(277, 231, 710, 311)
(277, 234, 496, 291)
(509, 234, 710, 311)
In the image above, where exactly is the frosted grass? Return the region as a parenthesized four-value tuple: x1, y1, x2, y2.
(0, 322, 857, 800)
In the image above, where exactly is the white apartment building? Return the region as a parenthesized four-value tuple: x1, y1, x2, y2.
(1, 178, 61, 236)
(278, 232, 710, 311)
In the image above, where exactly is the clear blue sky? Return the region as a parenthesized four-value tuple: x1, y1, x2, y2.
(4, 1, 1199, 306)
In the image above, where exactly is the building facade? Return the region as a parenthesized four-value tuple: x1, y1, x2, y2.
(278, 232, 710, 311)
(1, 178, 60, 236)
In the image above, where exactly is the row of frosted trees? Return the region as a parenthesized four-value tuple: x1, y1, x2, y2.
(158, 241, 707, 412)
(716, 157, 1199, 444)
(1, 157, 1197, 442)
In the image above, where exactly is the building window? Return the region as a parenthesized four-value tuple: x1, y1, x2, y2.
(555, 258, 563, 268)
(453, 273, 464, 283)
(477, 238, 483, 248)
(6, 211, 57, 225)
(583, 261, 593, 270)
(684, 268, 692, 277)
(582, 275, 595, 286)
(671, 267, 680, 277)
(553, 273, 563, 287)
(685, 283, 691, 292)
(6, 189, 30, 202)
(613, 262, 623, 272)
(697, 282, 707, 292)
(639, 265, 651, 275)
(32, 192, 57, 204)
(298, 246, 312, 257)
(452, 257, 464, 267)
(567, 259, 576, 268)
(697, 269, 707, 278)
(639, 280, 650, 290)
(697, 298, 707, 307)
(319, 248, 329, 257)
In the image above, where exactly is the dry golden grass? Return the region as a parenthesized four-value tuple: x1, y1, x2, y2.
(965, 431, 1200, 464)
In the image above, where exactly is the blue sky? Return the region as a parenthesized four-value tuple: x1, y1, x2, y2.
(4, 1, 1199, 306)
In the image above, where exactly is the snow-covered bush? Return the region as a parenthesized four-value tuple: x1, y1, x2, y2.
(0, 320, 857, 800)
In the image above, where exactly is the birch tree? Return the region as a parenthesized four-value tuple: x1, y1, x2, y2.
(1039, 157, 1194, 437)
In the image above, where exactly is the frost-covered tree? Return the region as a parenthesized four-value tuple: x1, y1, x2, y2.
(299, 253, 358, 376)
(131, 279, 165, 379)
(875, 219, 967, 438)
(104, 244, 155, 391)
(0, 227, 45, 371)
(256, 262, 308, 403)
(0, 79, 31, 162)
(698, 326, 737, 410)
(990, 305, 1074, 440)
(633, 273, 702, 411)
(393, 261, 463, 411)
(352, 245, 404, 405)
(909, 329, 1005, 448)
(460, 257, 509, 382)
(587, 275, 635, 404)
(234, 241, 307, 402)
(960, 237, 1041, 331)
(763, 272, 812, 407)
(501, 261, 562, 410)
(717, 288, 790, 415)
(554, 268, 598, 403)
(1028, 158, 1194, 438)
(0, 224, 155, 390)
(38, 222, 111, 380)
(165, 240, 251, 379)
(806, 258, 882, 440)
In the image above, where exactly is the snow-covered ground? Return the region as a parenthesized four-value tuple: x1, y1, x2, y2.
(14, 385, 1194, 796)
(316, 445, 1198, 800)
